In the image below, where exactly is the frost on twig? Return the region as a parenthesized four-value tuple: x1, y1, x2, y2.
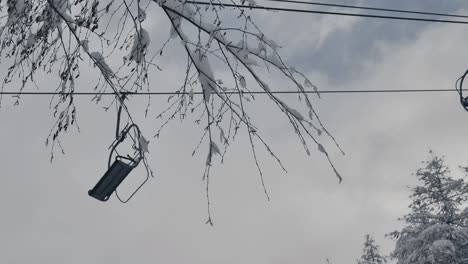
(158, 0, 344, 223)
(0, 0, 344, 222)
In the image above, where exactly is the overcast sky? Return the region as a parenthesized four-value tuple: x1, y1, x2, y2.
(2, 1, 468, 263)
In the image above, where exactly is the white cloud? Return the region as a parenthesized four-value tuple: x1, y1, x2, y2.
(2, 4, 468, 264)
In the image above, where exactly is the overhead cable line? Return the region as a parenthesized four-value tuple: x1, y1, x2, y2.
(0, 89, 456, 96)
(262, 0, 468, 20)
(186, 1, 468, 25)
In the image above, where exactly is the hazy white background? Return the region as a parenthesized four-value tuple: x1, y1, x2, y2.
(1, 1, 468, 263)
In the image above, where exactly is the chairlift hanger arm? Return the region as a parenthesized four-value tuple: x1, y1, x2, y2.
(457, 69, 468, 112)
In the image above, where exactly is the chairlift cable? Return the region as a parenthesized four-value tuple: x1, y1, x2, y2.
(0, 89, 456, 96)
(186, 1, 468, 25)
(261, 0, 468, 20)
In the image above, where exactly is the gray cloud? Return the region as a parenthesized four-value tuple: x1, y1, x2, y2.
(2, 2, 468, 264)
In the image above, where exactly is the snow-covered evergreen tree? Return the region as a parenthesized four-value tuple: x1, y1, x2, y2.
(357, 234, 387, 264)
(389, 153, 468, 264)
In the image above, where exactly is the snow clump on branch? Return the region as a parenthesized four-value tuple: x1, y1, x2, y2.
(0, 0, 345, 223)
